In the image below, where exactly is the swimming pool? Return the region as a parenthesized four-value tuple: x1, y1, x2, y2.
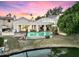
(26, 32, 53, 39)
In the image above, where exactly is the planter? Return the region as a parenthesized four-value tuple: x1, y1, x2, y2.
(0, 47, 5, 54)
(50, 35, 53, 38)
(4, 39, 9, 52)
(4, 44, 9, 52)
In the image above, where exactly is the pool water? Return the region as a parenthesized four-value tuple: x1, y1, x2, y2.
(27, 32, 53, 37)
(26, 32, 53, 39)
(10, 49, 51, 57)
(10, 48, 79, 57)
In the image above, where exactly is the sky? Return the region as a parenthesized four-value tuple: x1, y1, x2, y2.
(0, 1, 76, 19)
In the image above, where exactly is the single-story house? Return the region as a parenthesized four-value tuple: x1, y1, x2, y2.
(13, 15, 59, 33)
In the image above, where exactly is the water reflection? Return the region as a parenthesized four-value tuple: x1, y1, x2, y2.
(50, 48, 68, 57)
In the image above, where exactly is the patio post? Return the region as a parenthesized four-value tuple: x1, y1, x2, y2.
(28, 25, 30, 32)
(33, 25, 34, 30)
(44, 25, 46, 36)
(44, 25, 46, 31)
(36, 25, 39, 32)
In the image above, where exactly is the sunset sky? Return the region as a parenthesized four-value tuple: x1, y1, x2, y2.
(0, 1, 76, 19)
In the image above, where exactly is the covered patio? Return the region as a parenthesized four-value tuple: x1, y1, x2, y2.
(13, 15, 59, 33)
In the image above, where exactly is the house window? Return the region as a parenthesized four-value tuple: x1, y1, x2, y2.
(19, 25, 28, 32)
(8, 19, 10, 22)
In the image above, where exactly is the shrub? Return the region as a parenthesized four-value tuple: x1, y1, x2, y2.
(0, 37, 4, 47)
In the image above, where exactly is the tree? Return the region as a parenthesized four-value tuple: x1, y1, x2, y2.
(46, 9, 52, 17)
(35, 16, 41, 20)
(47, 23, 58, 35)
(57, 2, 79, 35)
(64, 2, 79, 15)
(52, 7, 63, 15)
(46, 7, 63, 17)
(30, 14, 33, 20)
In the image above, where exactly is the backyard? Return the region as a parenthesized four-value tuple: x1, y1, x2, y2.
(2, 34, 79, 55)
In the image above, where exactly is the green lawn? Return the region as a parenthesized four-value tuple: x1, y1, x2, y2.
(14, 35, 79, 50)
(2, 34, 79, 54)
(3, 36, 21, 50)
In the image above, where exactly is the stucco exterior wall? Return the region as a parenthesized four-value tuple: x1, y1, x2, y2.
(3, 20, 13, 28)
(0, 20, 3, 32)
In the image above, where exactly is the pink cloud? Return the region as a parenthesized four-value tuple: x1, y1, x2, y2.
(22, 1, 75, 16)
(0, 1, 76, 18)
